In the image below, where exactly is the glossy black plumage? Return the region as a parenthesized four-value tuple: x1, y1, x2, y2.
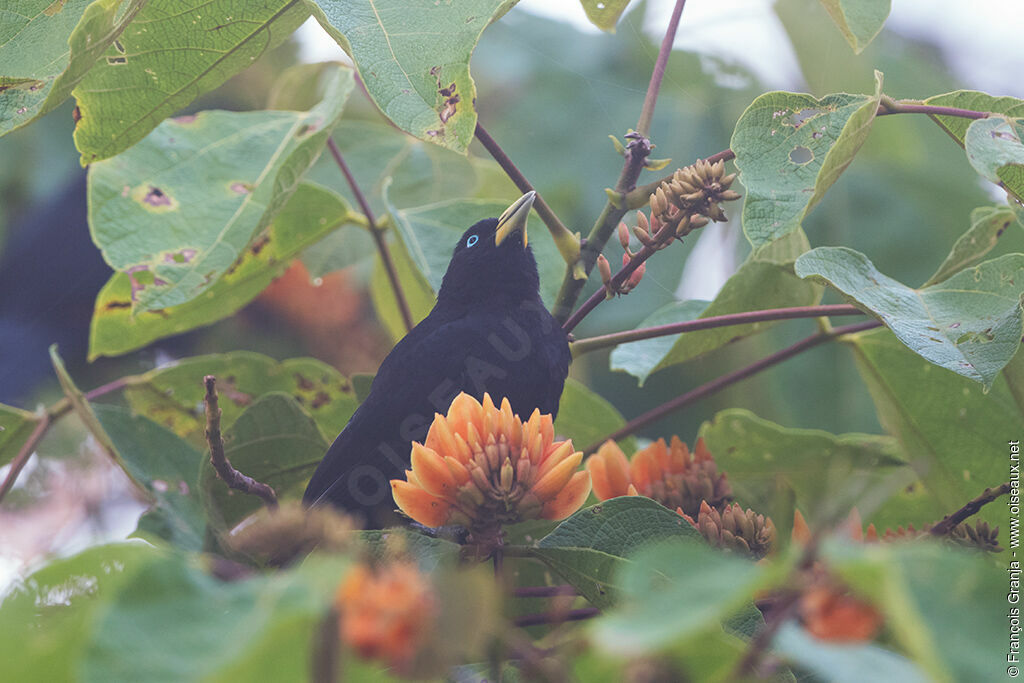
(303, 194, 570, 519)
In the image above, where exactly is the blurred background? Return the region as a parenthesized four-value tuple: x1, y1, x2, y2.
(2, 0, 1023, 579)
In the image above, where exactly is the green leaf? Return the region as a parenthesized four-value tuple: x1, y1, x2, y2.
(200, 393, 328, 530)
(0, 403, 39, 468)
(964, 115, 1024, 201)
(357, 528, 461, 572)
(80, 549, 349, 682)
(0, 543, 160, 682)
(923, 206, 1020, 286)
(773, 622, 928, 683)
(923, 90, 1024, 146)
(846, 327, 1020, 529)
(87, 65, 354, 313)
(732, 72, 883, 246)
(93, 405, 206, 551)
(608, 299, 710, 386)
(579, 0, 632, 32)
(72, 0, 309, 163)
(796, 247, 1024, 388)
(698, 408, 927, 536)
(123, 351, 356, 445)
(49, 345, 118, 458)
(387, 196, 567, 310)
(89, 181, 358, 358)
(0, 0, 144, 137)
(817, 0, 891, 54)
(533, 497, 701, 608)
(554, 378, 634, 453)
(590, 540, 767, 656)
(306, 0, 511, 153)
(369, 230, 436, 341)
(621, 229, 821, 379)
(824, 540, 1003, 683)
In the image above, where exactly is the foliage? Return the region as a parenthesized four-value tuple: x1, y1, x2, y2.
(2, 0, 1022, 681)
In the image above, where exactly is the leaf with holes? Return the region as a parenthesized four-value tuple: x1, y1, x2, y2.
(72, 0, 309, 163)
(817, 0, 891, 54)
(123, 351, 357, 445)
(0, 403, 38, 468)
(614, 228, 821, 382)
(796, 247, 1024, 388)
(532, 497, 701, 608)
(845, 327, 1019, 533)
(87, 64, 353, 313)
(924, 206, 1021, 286)
(93, 405, 206, 551)
(964, 116, 1024, 201)
(305, 0, 511, 153)
(731, 72, 883, 247)
(200, 393, 328, 530)
(88, 181, 358, 358)
(579, 0, 633, 32)
(0, 0, 144, 137)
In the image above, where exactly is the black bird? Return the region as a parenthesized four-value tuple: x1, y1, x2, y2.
(303, 192, 571, 521)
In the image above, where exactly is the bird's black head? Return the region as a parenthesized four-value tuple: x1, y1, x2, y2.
(437, 192, 541, 308)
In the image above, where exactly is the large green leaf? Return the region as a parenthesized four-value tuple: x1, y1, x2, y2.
(72, 0, 309, 163)
(200, 393, 328, 530)
(825, 540, 1003, 683)
(554, 378, 634, 453)
(579, 0, 633, 32)
(817, 0, 891, 54)
(846, 327, 1020, 530)
(80, 550, 349, 682)
(589, 540, 767, 656)
(698, 409, 928, 537)
(923, 206, 1020, 286)
(608, 299, 710, 386)
(614, 228, 821, 382)
(87, 65, 354, 313)
(0, 403, 38, 468)
(122, 351, 357, 444)
(89, 181, 358, 359)
(923, 91, 1024, 147)
(93, 405, 206, 551)
(731, 72, 882, 246)
(0, 0, 143, 137)
(532, 496, 701, 608)
(369, 230, 437, 341)
(0, 543, 160, 682)
(796, 247, 1024, 388)
(964, 115, 1024, 201)
(306, 0, 512, 153)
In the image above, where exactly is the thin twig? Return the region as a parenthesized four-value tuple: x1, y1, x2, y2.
(204, 376, 277, 508)
(326, 137, 414, 333)
(877, 98, 990, 120)
(636, 0, 688, 137)
(551, 0, 692, 323)
(571, 304, 864, 355)
(587, 320, 882, 451)
(513, 607, 600, 628)
(0, 415, 50, 503)
(929, 482, 1012, 536)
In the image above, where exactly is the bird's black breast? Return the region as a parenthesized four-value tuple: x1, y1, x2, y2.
(303, 295, 569, 517)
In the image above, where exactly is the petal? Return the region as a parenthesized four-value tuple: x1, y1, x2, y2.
(536, 440, 576, 480)
(391, 480, 452, 527)
(541, 470, 592, 520)
(668, 436, 690, 473)
(410, 443, 457, 498)
(443, 455, 471, 485)
(448, 392, 483, 439)
(629, 448, 658, 495)
(585, 453, 612, 501)
(693, 437, 712, 463)
(595, 440, 632, 498)
(424, 413, 458, 460)
(530, 449, 583, 501)
(792, 508, 811, 545)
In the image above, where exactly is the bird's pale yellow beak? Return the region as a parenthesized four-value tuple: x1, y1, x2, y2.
(494, 191, 535, 247)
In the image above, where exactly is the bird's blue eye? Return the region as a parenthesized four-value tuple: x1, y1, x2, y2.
(466, 234, 479, 247)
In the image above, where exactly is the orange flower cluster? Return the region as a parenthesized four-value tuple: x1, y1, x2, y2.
(587, 436, 731, 517)
(337, 561, 437, 671)
(391, 393, 591, 532)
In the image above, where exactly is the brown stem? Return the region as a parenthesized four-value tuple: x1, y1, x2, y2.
(877, 99, 990, 120)
(636, 0, 688, 137)
(326, 137, 414, 333)
(587, 320, 882, 451)
(204, 376, 277, 508)
(571, 304, 865, 355)
(929, 481, 1012, 536)
(513, 607, 600, 628)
